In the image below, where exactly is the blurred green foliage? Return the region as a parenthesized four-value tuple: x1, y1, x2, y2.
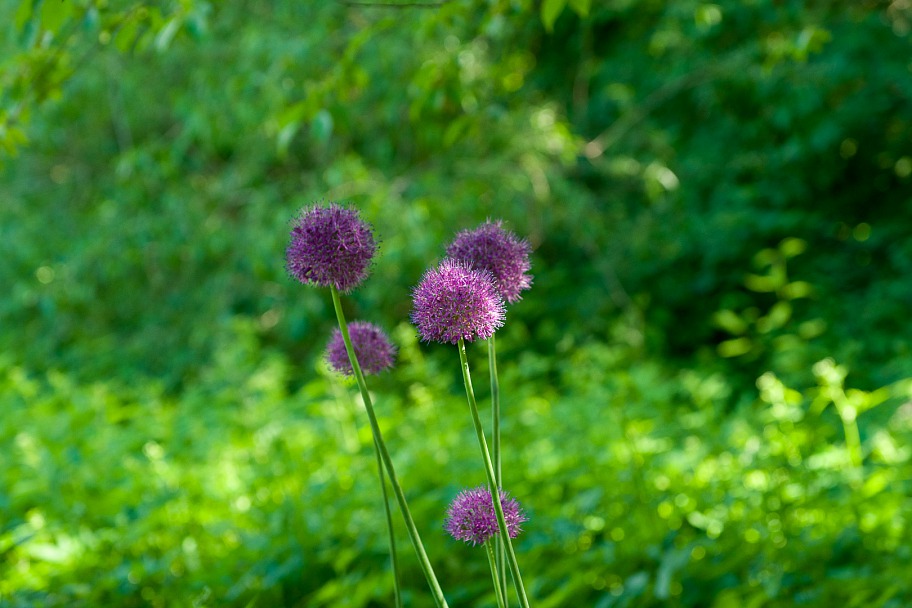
(2, 0, 911, 606)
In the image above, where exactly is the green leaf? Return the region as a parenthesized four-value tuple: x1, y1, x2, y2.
(155, 17, 181, 52)
(39, 0, 73, 35)
(82, 6, 100, 32)
(442, 117, 468, 147)
(718, 337, 753, 358)
(541, 0, 567, 33)
(848, 387, 889, 415)
(114, 21, 140, 53)
(757, 301, 791, 333)
(310, 109, 334, 145)
(276, 122, 300, 158)
(744, 274, 778, 293)
(797, 319, 826, 339)
(779, 237, 807, 258)
(568, 0, 590, 18)
(713, 310, 748, 335)
(783, 280, 813, 299)
(752, 247, 778, 268)
(694, 4, 722, 29)
(14, 0, 33, 33)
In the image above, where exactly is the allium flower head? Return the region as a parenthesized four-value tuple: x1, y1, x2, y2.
(286, 203, 377, 293)
(445, 486, 527, 546)
(410, 259, 505, 344)
(446, 220, 532, 304)
(325, 321, 397, 376)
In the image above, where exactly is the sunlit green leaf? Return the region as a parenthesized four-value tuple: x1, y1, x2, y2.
(783, 280, 813, 299)
(155, 17, 181, 52)
(744, 274, 778, 293)
(568, 0, 591, 18)
(718, 337, 753, 357)
(14, 0, 33, 33)
(541, 0, 567, 32)
(39, 0, 73, 35)
(757, 301, 791, 333)
(713, 309, 748, 335)
(695, 4, 722, 29)
(779, 237, 807, 258)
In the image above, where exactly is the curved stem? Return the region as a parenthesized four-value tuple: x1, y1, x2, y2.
(458, 338, 531, 608)
(485, 539, 508, 608)
(330, 286, 449, 608)
(489, 336, 507, 605)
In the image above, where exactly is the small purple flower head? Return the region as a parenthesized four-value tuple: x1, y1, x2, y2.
(325, 321, 397, 376)
(446, 220, 533, 304)
(445, 486, 527, 546)
(286, 203, 377, 293)
(410, 259, 505, 344)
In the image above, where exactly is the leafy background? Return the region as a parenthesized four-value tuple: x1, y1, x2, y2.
(2, 1, 911, 606)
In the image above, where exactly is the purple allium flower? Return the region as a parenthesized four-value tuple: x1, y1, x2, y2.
(410, 259, 506, 344)
(446, 220, 532, 304)
(286, 204, 377, 293)
(326, 321, 397, 376)
(444, 486, 527, 546)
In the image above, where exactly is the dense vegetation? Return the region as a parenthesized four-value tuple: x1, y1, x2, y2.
(2, 1, 911, 606)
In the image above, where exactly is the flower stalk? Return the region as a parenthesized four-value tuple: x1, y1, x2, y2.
(489, 335, 507, 604)
(372, 444, 402, 608)
(486, 539, 508, 608)
(331, 286, 449, 608)
(445, 220, 532, 606)
(458, 337, 531, 608)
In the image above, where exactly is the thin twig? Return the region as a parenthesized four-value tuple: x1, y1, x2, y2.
(339, 0, 447, 7)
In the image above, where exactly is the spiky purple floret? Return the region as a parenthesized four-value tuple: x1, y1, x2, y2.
(444, 486, 527, 546)
(326, 321, 397, 376)
(286, 204, 377, 293)
(446, 220, 532, 304)
(410, 259, 505, 344)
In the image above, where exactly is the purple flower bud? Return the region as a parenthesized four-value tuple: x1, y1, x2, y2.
(286, 204, 377, 293)
(446, 220, 533, 304)
(444, 486, 527, 546)
(326, 321, 397, 376)
(410, 259, 506, 344)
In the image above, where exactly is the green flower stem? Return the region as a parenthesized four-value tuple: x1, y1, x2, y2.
(458, 337, 531, 608)
(485, 539, 508, 608)
(490, 335, 502, 486)
(489, 336, 507, 606)
(372, 442, 402, 608)
(330, 286, 449, 608)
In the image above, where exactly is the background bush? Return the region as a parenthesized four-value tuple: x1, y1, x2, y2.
(2, 1, 911, 606)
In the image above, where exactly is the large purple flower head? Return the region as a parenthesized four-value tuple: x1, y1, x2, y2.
(286, 203, 377, 293)
(445, 486, 527, 546)
(325, 321, 397, 376)
(410, 259, 505, 344)
(446, 220, 532, 304)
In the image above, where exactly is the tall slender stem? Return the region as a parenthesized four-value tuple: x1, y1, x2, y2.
(373, 441, 402, 608)
(458, 338, 532, 608)
(489, 336, 507, 605)
(490, 335, 502, 487)
(330, 286, 449, 608)
(485, 539, 508, 608)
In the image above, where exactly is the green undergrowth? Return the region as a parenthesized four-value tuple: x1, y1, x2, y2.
(2, 319, 910, 607)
